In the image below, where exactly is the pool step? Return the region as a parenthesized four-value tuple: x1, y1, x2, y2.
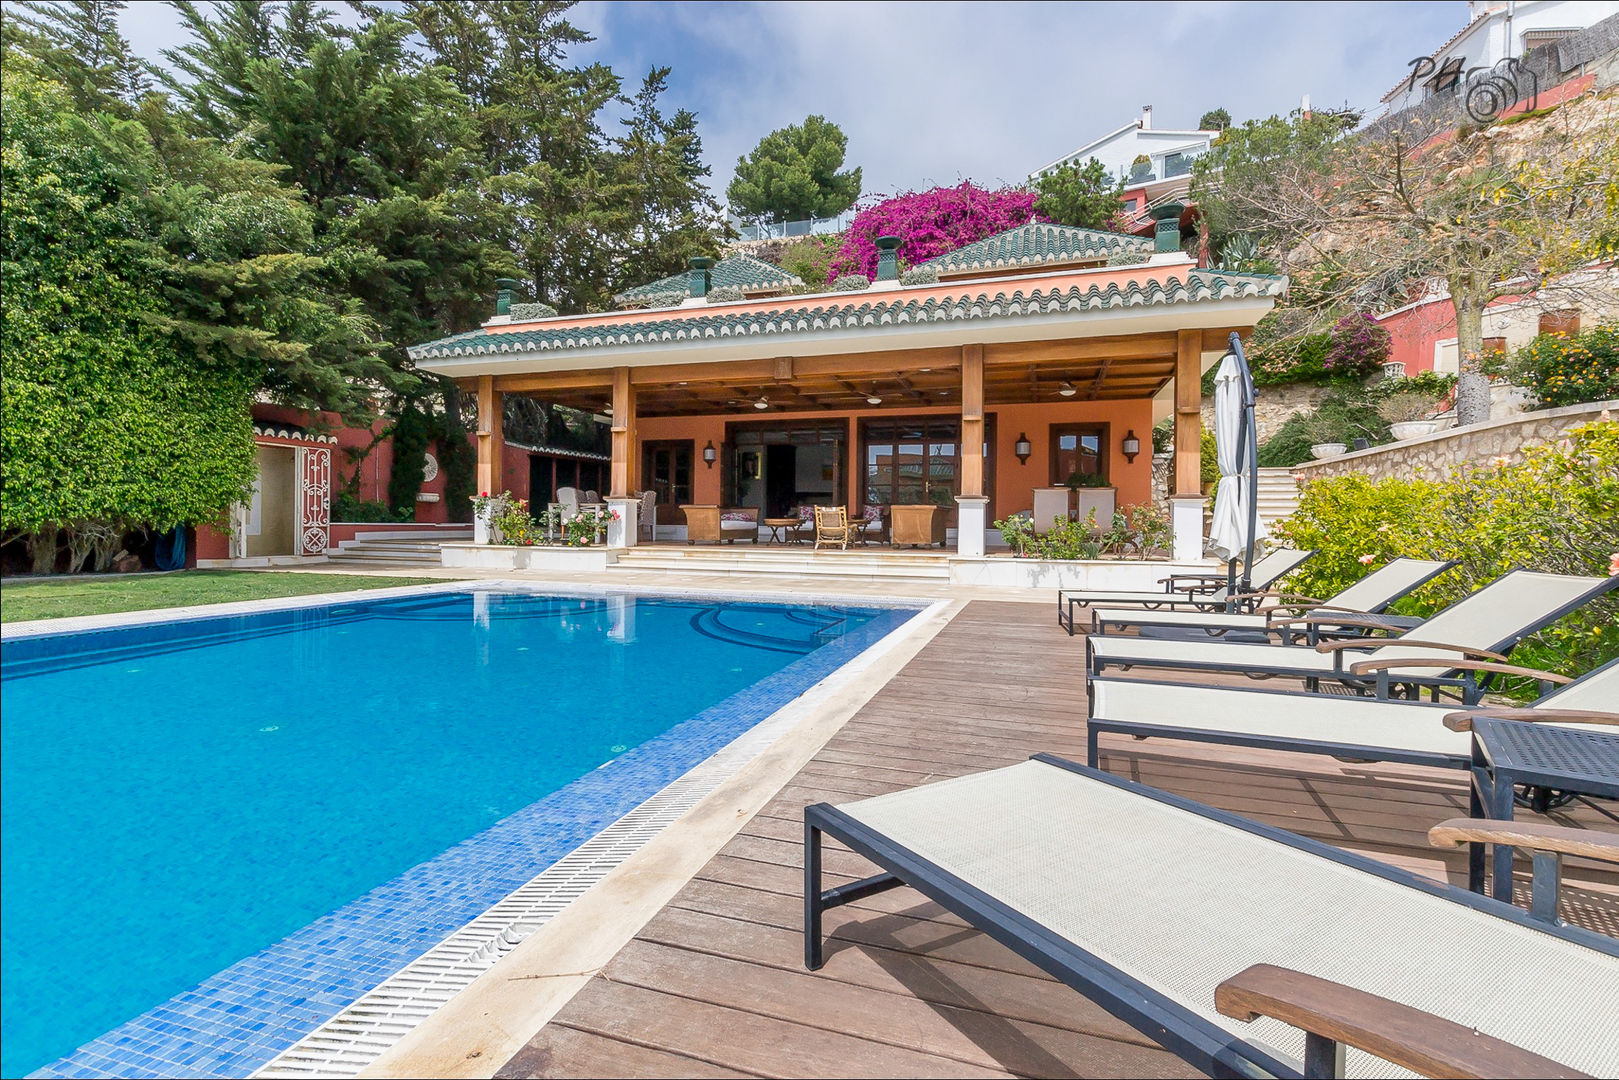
(612, 546, 952, 581)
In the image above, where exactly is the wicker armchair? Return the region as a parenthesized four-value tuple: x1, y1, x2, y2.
(813, 505, 852, 550)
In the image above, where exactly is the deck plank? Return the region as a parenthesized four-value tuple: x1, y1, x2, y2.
(500, 599, 1618, 1079)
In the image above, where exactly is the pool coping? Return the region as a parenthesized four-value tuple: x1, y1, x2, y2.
(11, 581, 944, 1079)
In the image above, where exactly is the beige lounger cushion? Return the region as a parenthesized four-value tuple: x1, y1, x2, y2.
(840, 761, 1619, 1079)
(1090, 679, 1469, 758)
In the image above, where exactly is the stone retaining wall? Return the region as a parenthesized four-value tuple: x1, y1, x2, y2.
(1292, 400, 1614, 482)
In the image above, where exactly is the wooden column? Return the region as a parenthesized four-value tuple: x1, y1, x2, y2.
(610, 366, 636, 498)
(960, 344, 985, 497)
(476, 375, 503, 494)
(1174, 329, 1202, 495)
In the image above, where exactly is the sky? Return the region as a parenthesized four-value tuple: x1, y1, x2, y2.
(113, 0, 1470, 202)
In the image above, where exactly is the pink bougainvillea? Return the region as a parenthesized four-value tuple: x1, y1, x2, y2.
(828, 182, 1046, 281)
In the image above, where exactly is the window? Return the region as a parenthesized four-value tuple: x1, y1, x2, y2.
(641, 440, 693, 507)
(861, 417, 961, 511)
(1051, 424, 1109, 486)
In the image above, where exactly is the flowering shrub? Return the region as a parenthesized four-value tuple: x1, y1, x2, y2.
(829, 182, 1044, 280)
(541, 505, 618, 546)
(1324, 313, 1392, 375)
(1509, 322, 1619, 407)
(1272, 419, 1619, 690)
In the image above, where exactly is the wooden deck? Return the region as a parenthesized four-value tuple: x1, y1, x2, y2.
(498, 601, 1618, 1079)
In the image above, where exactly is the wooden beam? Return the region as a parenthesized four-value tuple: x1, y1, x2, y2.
(1086, 354, 1116, 399)
(494, 369, 614, 394)
(982, 334, 1177, 366)
(476, 375, 503, 496)
(1174, 329, 1202, 496)
(610, 366, 635, 498)
(961, 344, 985, 498)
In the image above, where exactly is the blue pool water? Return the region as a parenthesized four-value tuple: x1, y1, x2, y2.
(0, 590, 912, 1078)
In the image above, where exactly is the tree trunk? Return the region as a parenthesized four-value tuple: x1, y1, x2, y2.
(26, 526, 59, 574)
(1449, 278, 1491, 427)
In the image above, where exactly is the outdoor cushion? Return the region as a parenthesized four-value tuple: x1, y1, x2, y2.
(862, 505, 883, 522)
(720, 511, 754, 522)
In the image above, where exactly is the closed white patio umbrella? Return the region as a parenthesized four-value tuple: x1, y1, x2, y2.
(1206, 339, 1267, 573)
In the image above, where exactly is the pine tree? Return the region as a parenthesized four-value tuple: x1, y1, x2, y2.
(3, 0, 148, 106)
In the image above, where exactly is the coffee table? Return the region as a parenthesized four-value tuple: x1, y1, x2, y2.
(763, 517, 804, 545)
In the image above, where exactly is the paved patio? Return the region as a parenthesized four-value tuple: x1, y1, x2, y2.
(494, 600, 1619, 1079)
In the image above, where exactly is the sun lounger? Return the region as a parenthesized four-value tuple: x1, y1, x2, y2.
(1057, 548, 1314, 635)
(1085, 570, 1618, 702)
(1085, 657, 1619, 772)
(804, 756, 1619, 1078)
(1091, 557, 1454, 643)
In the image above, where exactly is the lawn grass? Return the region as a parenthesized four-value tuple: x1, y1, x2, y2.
(1, 570, 449, 623)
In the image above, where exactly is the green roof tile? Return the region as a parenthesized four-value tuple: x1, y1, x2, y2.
(612, 253, 802, 304)
(921, 222, 1151, 275)
(411, 268, 1285, 363)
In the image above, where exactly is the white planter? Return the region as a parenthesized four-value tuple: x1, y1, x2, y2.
(1389, 420, 1441, 440)
(439, 543, 614, 572)
(1310, 443, 1348, 459)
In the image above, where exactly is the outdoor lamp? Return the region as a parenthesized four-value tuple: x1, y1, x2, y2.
(1121, 429, 1141, 463)
(1058, 381, 1077, 397)
(1014, 432, 1032, 465)
(702, 440, 717, 468)
(754, 396, 770, 410)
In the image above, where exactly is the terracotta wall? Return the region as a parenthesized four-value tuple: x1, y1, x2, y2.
(635, 398, 1156, 519)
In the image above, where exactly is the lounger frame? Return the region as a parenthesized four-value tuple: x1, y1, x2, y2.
(1084, 677, 1469, 772)
(1084, 570, 1619, 703)
(1056, 550, 1316, 635)
(803, 754, 1617, 1080)
(1089, 559, 1456, 642)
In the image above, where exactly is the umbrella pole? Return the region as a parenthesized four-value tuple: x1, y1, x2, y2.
(1228, 331, 1261, 596)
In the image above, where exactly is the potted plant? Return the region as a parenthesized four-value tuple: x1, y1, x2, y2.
(1129, 154, 1153, 182)
(1376, 391, 1444, 440)
(1065, 471, 1114, 531)
(1298, 417, 1347, 459)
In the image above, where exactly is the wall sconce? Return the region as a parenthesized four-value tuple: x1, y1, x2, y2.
(702, 440, 717, 468)
(1121, 429, 1141, 464)
(1014, 432, 1032, 465)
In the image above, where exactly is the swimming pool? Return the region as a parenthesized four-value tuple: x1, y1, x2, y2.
(1, 588, 917, 1078)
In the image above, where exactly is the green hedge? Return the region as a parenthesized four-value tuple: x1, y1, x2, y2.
(1257, 394, 1390, 467)
(1272, 419, 1619, 691)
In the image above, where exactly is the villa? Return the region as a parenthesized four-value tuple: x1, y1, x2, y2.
(408, 218, 1284, 571)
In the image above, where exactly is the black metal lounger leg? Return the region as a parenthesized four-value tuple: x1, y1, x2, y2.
(1303, 1031, 1346, 1079)
(805, 819, 825, 970)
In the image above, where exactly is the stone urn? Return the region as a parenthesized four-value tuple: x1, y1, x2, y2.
(1309, 442, 1348, 459)
(1389, 420, 1442, 441)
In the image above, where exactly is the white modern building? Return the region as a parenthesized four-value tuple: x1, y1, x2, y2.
(1380, 0, 1619, 116)
(1028, 106, 1219, 218)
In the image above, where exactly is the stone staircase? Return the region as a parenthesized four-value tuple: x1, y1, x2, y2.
(326, 531, 471, 569)
(611, 545, 953, 582)
(1255, 467, 1301, 532)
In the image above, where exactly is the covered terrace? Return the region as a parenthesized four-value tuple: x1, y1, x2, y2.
(409, 223, 1286, 559)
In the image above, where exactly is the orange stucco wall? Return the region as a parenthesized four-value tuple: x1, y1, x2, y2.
(636, 398, 1155, 521)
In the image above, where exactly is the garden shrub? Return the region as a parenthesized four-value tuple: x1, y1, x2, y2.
(1324, 313, 1392, 378)
(332, 493, 409, 522)
(1272, 419, 1619, 691)
(387, 403, 431, 515)
(1508, 322, 1619, 408)
(1257, 393, 1390, 466)
(705, 285, 745, 303)
(829, 182, 1043, 281)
